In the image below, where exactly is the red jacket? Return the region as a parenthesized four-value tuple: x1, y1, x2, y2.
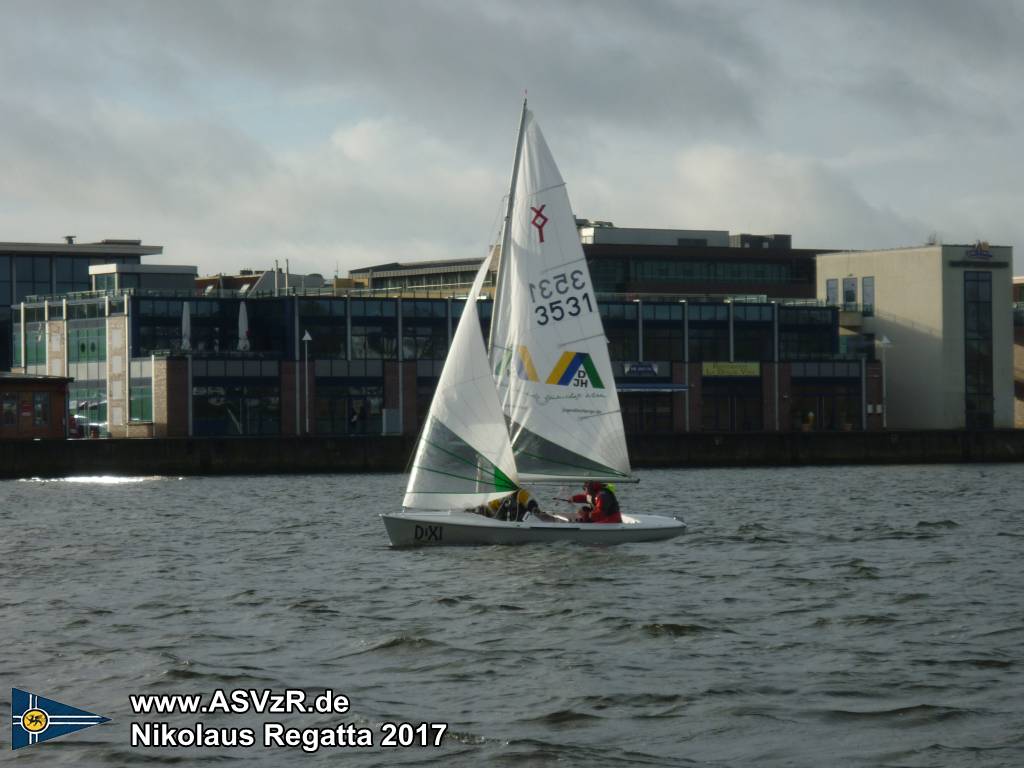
(571, 490, 622, 524)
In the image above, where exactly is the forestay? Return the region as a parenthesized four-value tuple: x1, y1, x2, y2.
(403, 256, 519, 510)
(490, 111, 631, 481)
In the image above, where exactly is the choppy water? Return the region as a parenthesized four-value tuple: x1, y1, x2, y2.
(1, 465, 1023, 766)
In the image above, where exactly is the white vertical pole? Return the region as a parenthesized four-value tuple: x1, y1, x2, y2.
(304, 336, 310, 435)
(397, 297, 403, 435)
(636, 299, 643, 361)
(682, 300, 689, 432)
(882, 344, 888, 429)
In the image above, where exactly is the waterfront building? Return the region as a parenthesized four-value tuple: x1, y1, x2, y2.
(0, 238, 162, 371)
(0, 372, 71, 439)
(350, 222, 823, 301)
(817, 243, 1014, 429)
(10, 287, 880, 438)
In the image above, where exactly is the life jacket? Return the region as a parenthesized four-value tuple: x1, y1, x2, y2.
(590, 489, 622, 524)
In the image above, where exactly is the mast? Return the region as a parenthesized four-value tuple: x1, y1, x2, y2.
(487, 97, 529, 356)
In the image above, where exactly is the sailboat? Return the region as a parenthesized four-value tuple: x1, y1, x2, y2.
(381, 102, 686, 546)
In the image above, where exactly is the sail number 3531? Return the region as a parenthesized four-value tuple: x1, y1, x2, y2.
(529, 270, 593, 326)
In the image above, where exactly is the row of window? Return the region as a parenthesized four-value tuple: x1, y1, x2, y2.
(0, 255, 140, 305)
(68, 324, 107, 363)
(825, 276, 875, 314)
(0, 392, 51, 428)
(589, 258, 813, 291)
(964, 271, 993, 430)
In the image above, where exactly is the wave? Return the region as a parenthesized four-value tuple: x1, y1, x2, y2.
(815, 703, 974, 724)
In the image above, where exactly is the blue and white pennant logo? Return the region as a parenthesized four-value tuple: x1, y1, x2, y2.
(11, 688, 110, 750)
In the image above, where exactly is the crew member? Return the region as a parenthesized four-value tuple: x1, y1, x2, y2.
(571, 481, 622, 524)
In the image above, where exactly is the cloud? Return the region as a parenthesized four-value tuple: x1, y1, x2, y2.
(0, 1, 1021, 274)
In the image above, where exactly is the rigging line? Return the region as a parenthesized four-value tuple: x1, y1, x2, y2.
(514, 448, 616, 474)
(559, 333, 607, 346)
(579, 409, 621, 421)
(410, 465, 510, 488)
(514, 181, 567, 201)
(540, 256, 587, 274)
(420, 436, 499, 474)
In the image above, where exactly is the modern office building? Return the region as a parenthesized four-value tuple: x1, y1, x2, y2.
(351, 222, 822, 300)
(817, 242, 1014, 429)
(0, 238, 162, 370)
(10, 285, 880, 438)
(349, 257, 495, 294)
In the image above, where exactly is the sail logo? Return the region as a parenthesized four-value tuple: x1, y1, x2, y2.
(497, 347, 603, 389)
(11, 689, 110, 749)
(530, 205, 548, 242)
(497, 345, 540, 382)
(546, 351, 605, 389)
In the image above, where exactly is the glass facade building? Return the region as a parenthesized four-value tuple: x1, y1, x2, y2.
(11, 288, 879, 438)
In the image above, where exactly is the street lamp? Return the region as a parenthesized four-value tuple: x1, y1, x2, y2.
(302, 330, 312, 435)
(878, 335, 892, 429)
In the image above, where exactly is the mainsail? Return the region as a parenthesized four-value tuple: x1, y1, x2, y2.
(490, 110, 631, 481)
(403, 257, 519, 510)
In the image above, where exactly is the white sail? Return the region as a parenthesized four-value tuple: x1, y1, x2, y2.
(181, 301, 192, 352)
(403, 257, 519, 510)
(491, 111, 631, 481)
(237, 301, 251, 352)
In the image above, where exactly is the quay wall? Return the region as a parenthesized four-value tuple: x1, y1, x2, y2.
(2, 431, 1024, 480)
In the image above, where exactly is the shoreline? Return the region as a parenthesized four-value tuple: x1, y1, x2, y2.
(2, 431, 1023, 479)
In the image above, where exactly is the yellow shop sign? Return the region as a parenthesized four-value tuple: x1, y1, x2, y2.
(702, 362, 761, 377)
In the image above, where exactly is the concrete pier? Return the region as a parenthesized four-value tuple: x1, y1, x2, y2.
(2, 431, 1024, 479)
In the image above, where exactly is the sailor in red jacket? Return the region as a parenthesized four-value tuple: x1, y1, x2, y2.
(571, 481, 622, 524)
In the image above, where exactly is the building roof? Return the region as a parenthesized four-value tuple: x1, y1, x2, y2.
(0, 240, 163, 257)
(0, 372, 73, 383)
(349, 258, 486, 276)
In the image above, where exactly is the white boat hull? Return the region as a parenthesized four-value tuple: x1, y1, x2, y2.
(381, 510, 686, 547)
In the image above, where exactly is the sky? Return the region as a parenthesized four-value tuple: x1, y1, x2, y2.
(1, 0, 1022, 276)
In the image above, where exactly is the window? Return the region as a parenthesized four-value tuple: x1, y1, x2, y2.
(11, 322, 21, 367)
(964, 271, 993, 429)
(734, 304, 774, 362)
(25, 323, 46, 365)
(842, 277, 857, 307)
(69, 383, 107, 435)
(130, 384, 153, 422)
(315, 384, 383, 435)
(826, 278, 838, 306)
(402, 324, 447, 360)
(621, 393, 673, 434)
(2, 393, 15, 426)
(701, 379, 763, 431)
(68, 323, 107, 362)
(778, 307, 837, 360)
(642, 303, 684, 360)
(688, 325, 729, 362)
(643, 325, 684, 360)
(789, 382, 861, 431)
(33, 392, 50, 427)
(862, 276, 875, 317)
(0, 255, 11, 304)
(192, 383, 280, 436)
(14, 255, 53, 301)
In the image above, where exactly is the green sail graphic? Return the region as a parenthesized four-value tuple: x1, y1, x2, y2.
(412, 417, 518, 495)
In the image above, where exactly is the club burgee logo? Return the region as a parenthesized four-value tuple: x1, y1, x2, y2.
(11, 688, 110, 749)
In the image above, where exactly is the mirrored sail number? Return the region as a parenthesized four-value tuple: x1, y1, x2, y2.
(529, 270, 593, 326)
